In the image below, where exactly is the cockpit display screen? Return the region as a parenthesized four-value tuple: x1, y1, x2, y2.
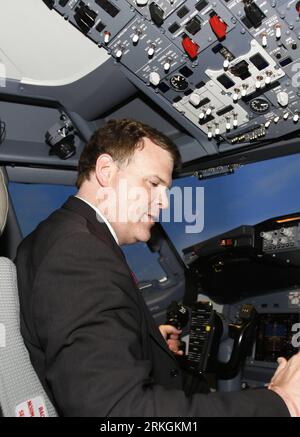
(255, 313, 299, 362)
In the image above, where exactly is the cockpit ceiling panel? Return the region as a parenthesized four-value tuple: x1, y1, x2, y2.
(0, 0, 109, 86)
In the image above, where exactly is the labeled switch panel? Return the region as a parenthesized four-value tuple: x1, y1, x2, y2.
(45, 0, 300, 158)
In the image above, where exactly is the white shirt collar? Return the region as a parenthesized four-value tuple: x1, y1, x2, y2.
(75, 196, 119, 245)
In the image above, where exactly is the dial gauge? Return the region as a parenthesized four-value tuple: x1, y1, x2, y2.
(170, 74, 189, 91)
(249, 98, 270, 114)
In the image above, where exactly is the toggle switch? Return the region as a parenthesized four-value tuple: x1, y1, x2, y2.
(164, 58, 172, 72)
(241, 84, 248, 97)
(256, 76, 263, 89)
(265, 120, 271, 129)
(116, 48, 123, 59)
(209, 13, 228, 40)
(182, 36, 199, 60)
(233, 113, 238, 128)
(265, 71, 272, 85)
(275, 24, 281, 39)
(226, 117, 231, 131)
(147, 44, 156, 57)
(223, 58, 230, 70)
(189, 93, 201, 107)
(104, 31, 111, 44)
(233, 89, 240, 102)
(261, 33, 268, 48)
(132, 30, 141, 44)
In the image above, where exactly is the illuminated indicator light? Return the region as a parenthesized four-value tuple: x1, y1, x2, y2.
(276, 217, 300, 224)
(220, 239, 234, 247)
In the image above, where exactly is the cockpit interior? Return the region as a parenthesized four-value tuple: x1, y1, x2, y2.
(0, 0, 300, 417)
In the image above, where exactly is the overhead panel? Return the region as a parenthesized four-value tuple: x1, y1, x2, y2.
(39, 0, 300, 159)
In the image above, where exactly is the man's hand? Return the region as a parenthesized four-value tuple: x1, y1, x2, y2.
(159, 325, 184, 356)
(268, 352, 300, 417)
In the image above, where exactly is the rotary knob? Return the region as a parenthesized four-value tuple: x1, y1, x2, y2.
(189, 93, 201, 107)
(277, 91, 289, 107)
(149, 71, 161, 86)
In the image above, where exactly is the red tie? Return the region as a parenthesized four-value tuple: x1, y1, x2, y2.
(130, 271, 139, 287)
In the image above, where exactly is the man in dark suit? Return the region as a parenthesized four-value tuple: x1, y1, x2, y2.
(16, 119, 300, 416)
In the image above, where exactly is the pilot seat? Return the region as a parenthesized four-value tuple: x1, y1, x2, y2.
(0, 168, 57, 417)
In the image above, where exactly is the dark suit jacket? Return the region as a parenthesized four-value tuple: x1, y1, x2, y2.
(15, 196, 289, 417)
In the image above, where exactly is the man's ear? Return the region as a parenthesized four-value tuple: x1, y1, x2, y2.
(95, 154, 115, 187)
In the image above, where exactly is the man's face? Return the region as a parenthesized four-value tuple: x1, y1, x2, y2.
(109, 137, 173, 244)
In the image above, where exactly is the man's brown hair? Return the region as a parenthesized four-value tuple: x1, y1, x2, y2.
(76, 119, 181, 188)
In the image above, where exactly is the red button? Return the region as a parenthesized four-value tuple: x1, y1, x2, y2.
(182, 36, 199, 60)
(209, 14, 228, 40)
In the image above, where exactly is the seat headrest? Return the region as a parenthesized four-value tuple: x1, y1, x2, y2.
(0, 168, 8, 236)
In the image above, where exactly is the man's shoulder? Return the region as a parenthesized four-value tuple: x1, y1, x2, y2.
(16, 204, 89, 260)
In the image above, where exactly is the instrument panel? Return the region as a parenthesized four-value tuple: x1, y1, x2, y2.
(44, 0, 300, 161)
(183, 212, 300, 302)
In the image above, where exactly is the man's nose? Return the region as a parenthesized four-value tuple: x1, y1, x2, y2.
(159, 188, 169, 210)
